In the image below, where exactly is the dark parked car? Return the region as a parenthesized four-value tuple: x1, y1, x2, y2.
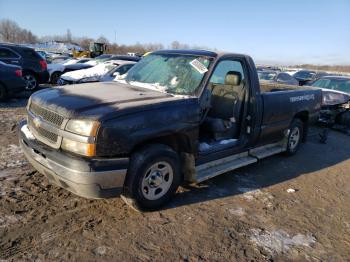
(258, 70, 299, 85)
(308, 76, 350, 131)
(293, 70, 328, 86)
(0, 61, 26, 100)
(19, 49, 322, 210)
(0, 43, 49, 90)
(106, 55, 141, 62)
(63, 62, 94, 72)
(311, 75, 350, 94)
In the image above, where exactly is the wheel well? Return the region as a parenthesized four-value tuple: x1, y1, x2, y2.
(0, 81, 7, 90)
(131, 134, 194, 155)
(294, 111, 309, 141)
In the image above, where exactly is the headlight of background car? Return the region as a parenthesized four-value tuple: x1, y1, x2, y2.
(65, 119, 100, 136)
(61, 138, 96, 156)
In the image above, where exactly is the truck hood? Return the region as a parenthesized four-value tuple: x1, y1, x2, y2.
(30, 82, 190, 119)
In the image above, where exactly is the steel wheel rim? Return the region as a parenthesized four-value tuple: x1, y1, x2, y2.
(289, 127, 300, 150)
(24, 75, 37, 90)
(141, 161, 173, 201)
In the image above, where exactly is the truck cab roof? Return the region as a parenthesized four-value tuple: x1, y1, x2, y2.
(152, 49, 249, 59)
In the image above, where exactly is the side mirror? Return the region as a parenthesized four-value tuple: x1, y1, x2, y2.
(113, 72, 120, 77)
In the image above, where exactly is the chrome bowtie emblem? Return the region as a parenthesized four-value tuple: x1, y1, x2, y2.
(33, 117, 41, 128)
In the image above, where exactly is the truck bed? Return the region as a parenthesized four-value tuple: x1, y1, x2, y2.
(260, 82, 313, 93)
(258, 82, 322, 143)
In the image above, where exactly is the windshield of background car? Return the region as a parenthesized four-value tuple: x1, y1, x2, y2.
(312, 78, 350, 94)
(258, 71, 276, 80)
(125, 53, 211, 96)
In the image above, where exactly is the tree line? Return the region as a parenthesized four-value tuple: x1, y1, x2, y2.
(0, 19, 211, 55)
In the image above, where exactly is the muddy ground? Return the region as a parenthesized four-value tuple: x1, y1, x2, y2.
(0, 96, 349, 261)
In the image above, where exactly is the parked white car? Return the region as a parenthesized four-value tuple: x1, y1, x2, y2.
(58, 60, 136, 85)
(47, 58, 92, 84)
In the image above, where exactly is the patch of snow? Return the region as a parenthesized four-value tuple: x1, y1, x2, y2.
(84, 60, 98, 66)
(219, 139, 237, 145)
(237, 186, 274, 207)
(61, 62, 117, 81)
(287, 188, 296, 193)
(63, 59, 79, 66)
(0, 215, 22, 228)
(250, 229, 316, 254)
(93, 246, 107, 256)
(199, 142, 211, 151)
(228, 207, 245, 216)
(0, 144, 27, 170)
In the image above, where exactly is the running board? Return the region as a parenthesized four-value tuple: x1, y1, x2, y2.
(248, 143, 286, 159)
(195, 152, 257, 183)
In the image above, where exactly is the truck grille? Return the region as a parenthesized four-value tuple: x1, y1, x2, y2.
(28, 115, 58, 143)
(27, 102, 66, 148)
(29, 103, 64, 128)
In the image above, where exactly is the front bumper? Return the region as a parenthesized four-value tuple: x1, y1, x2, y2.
(19, 120, 129, 199)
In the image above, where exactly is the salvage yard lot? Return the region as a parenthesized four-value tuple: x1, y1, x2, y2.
(0, 98, 349, 261)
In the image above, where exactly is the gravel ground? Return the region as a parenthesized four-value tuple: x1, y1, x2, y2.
(0, 97, 349, 261)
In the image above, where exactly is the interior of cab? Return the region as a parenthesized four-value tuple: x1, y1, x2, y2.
(199, 59, 247, 153)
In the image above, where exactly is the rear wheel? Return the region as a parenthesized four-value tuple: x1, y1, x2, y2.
(285, 118, 303, 155)
(122, 144, 181, 211)
(23, 72, 38, 90)
(0, 84, 7, 101)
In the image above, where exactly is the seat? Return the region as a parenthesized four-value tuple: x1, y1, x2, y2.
(203, 71, 245, 140)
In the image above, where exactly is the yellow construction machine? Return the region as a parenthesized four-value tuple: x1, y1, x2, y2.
(72, 42, 107, 58)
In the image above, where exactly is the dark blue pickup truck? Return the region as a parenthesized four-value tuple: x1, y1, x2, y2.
(19, 50, 322, 210)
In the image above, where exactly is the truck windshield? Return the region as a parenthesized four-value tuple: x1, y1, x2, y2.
(124, 53, 211, 96)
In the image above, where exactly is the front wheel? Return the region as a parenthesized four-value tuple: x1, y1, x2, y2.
(122, 144, 181, 211)
(285, 118, 303, 155)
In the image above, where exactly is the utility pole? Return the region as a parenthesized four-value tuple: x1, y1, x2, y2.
(114, 30, 117, 44)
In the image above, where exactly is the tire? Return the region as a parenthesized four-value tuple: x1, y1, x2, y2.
(285, 118, 303, 156)
(50, 71, 62, 85)
(122, 144, 181, 211)
(23, 72, 38, 91)
(0, 84, 7, 101)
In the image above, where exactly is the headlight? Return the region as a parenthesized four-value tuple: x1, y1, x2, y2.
(65, 120, 100, 136)
(61, 138, 96, 156)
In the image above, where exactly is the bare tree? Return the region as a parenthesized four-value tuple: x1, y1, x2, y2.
(170, 41, 190, 50)
(96, 35, 109, 44)
(0, 19, 21, 42)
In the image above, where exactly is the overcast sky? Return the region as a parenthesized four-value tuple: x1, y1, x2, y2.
(1, 0, 349, 65)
